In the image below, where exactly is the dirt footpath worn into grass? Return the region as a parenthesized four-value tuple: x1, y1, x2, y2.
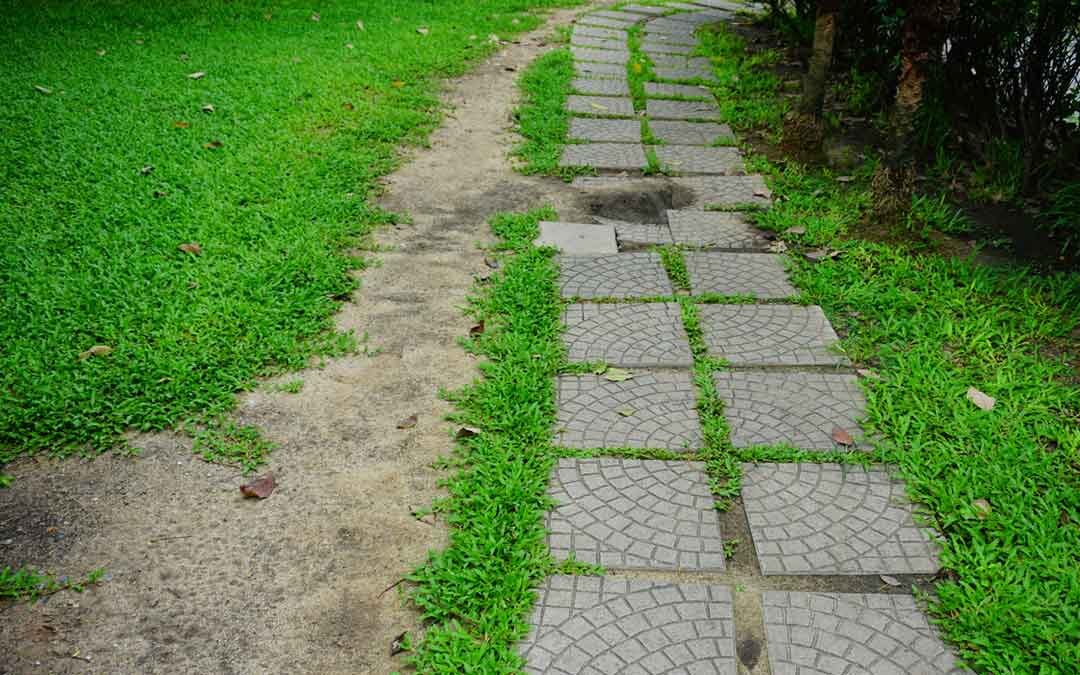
(0, 5, 599, 673)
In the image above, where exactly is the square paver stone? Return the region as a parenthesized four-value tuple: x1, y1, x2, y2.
(570, 35, 627, 50)
(762, 592, 967, 674)
(563, 302, 692, 367)
(555, 371, 702, 450)
(560, 143, 647, 171)
(655, 145, 744, 175)
(620, 4, 670, 15)
(576, 61, 628, 78)
(537, 222, 618, 255)
(572, 77, 631, 96)
(650, 120, 733, 145)
(573, 25, 626, 41)
(614, 223, 674, 247)
(567, 95, 635, 117)
(590, 10, 645, 23)
(521, 575, 737, 674)
(685, 252, 796, 298)
(699, 304, 848, 366)
(569, 117, 641, 143)
(641, 33, 699, 47)
(682, 174, 772, 208)
(642, 42, 695, 55)
(578, 15, 638, 30)
(743, 463, 941, 575)
(572, 46, 631, 64)
(654, 65, 719, 82)
(712, 371, 867, 449)
(558, 252, 673, 298)
(645, 82, 710, 98)
(666, 210, 767, 248)
(547, 458, 725, 569)
(645, 19, 699, 37)
(647, 98, 721, 120)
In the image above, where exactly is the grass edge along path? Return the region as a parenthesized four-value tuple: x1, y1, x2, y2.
(700, 19, 1080, 673)
(406, 208, 586, 672)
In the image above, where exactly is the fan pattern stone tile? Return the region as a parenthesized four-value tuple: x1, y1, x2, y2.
(572, 47, 631, 64)
(666, 210, 767, 247)
(684, 252, 796, 298)
(649, 120, 734, 145)
(558, 252, 673, 299)
(614, 223, 675, 247)
(655, 145, 744, 175)
(698, 304, 848, 365)
(569, 117, 642, 143)
(647, 98, 721, 120)
(560, 143, 647, 171)
(567, 95, 635, 117)
(563, 302, 693, 367)
(572, 77, 631, 96)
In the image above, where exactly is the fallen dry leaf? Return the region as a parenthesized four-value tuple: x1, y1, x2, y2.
(178, 242, 202, 255)
(768, 241, 788, 253)
(416, 27, 429, 35)
(469, 322, 485, 337)
(200, 103, 215, 113)
(753, 189, 769, 198)
(342, 102, 354, 111)
(173, 120, 190, 128)
(203, 140, 223, 150)
(831, 427, 855, 447)
(590, 102, 609, 111)
(391, 80, 405, 89)
(966, 387, 996, 411)
(390, 631, 408, 656)
(879, 574, 902, 587)
(786, 226, 806, 236)
(33, 85, 52, 95)
(455, 426, 481, 439)
(134, 38, 144, 45)
(153, 190, 168, 199)
(836, 175, 854, 183)
(488, 33, 500, 43)
(804, 249, 829, 262)
(187, 71, 206, 80)
(78, 345, 113, 361)
(239, 473, 275, 499)
(603, 368, 634, 382)
(310, 12, 320, 22)
(484, 257, 500, 269)
(397, 414, 418, 429)
(178, 52, 190, 61)
(96, 49, 107, 57)
(356, 20, 365, 30)
(616, 406, 635, 417)
(140, 165, 154, 176)
(857, 368, 881, 380)
(972, 498, 992, 520)
(345, 42, 354, 49)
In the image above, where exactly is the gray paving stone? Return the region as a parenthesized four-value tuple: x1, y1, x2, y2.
(667, 1, 709, 8)
(591, 9, 646, 23)
(576, 61, 628, 78)
(642, 41, 696, 55)
(573, 25, 627, 41)
(666, 210, 766, 248)
(555, 371, 703, 450)
(686, 174, 772, 208)
(684, 251, 795, 298)
(571, 77, 631, 96)
(570, 35, 627, 50)
(712, 371, 867, 449)
(578, 14, 638, 30)
(699, 304, 847, 365)
(689, 0, 745, 11)
(654, 65, 719, 82)
(564, 302, 692, 367)
(521, 575, 737, 674)
(560, 143, 647, 171)
(641, 32, 700, 47)
(744, 463, 941, 575)
(645, 18, 700, 35)
(572, 46, 631, 64)
(537, 221, 618, 255)
(645, 81, 711, 98)
(547, 458, 725, 569)
(614, 223, 674, 247)
(558, 252, 673, 299)
(647, 98, 721, 120)
(655, 145, 744, 175)
(762, 592, 967, 674)
(668, 10, 730, 24)
(569, 117, 641, 143)
(649, 120, 733, 145)
(567, 95, 635, 117)
(620, 4, 670, 15)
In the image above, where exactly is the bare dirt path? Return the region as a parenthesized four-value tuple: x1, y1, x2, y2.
(0, 4, 598, 673)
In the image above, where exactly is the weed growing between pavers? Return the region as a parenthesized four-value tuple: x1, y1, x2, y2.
(407, 208, 591, 671)
(512, 48, 589, 179)
(0, 0, 584, 467)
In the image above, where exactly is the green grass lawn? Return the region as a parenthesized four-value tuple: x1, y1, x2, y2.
(0, 0, 579, 468)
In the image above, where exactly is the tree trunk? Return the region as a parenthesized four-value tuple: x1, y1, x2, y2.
(783, 0, 841, 159)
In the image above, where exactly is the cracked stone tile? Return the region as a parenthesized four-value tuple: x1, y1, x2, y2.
(567, 95, 636, 117)
(569, 117, 642, 143)
(642, 42, 696, 55)
(654, 145, 744, 175)
(698, 304, 848, 365)
(647, 98, 721, 120)
(645, 81, 712, 98)
(762, 592, 967, 674)
(563, 302, 692, 367)
(555, 371, 703, 450)
(649, 120, 734, 145)
(654, 65, 719, 83)
(615, 223, 674, 247)
(573, 25, 627, 41)
(743, 463, 942, 575)
(684, 251, 796, 298)
(547, 458, 725, 569)
(666, 210, 767, 248)
(521, 575, 737, 674)
(559, 143, 647, 171)
(558, 252, 673, 299)
(712, 371, 867, 449)
(576, 61, 628, 78)
(572, 46, 631, 64)
(570, 35, 628, 50)
(571, 77, 631, 96)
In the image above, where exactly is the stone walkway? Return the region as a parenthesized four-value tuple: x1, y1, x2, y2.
(525, 2, 968, 674)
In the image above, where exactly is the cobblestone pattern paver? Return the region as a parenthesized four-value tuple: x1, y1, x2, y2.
(698, 304, 848, 365)
(712, 371, 867, 449)
(579, 15, 638, 30)
(620, 4, 670, 15)
(573, 25, 626, 41)
(762, 592, 967, 674)
(521, 576, 737, 675)
(576, 61, 628, 78)
(685, 252, 796, 298)
(567, 95, 636, 117)
(564, 303, 693, 367)
(655, 145, 744, 175)
(560, 143, 647, 171)
(647, 98, 721, 120)
(591, 10, 645, 23)
(547, 458, 725, 569)
(571, 35, 628, 50)
(654, 65, 719, 82)
(667, 210, 766, 247)
(572, 77, 631, 96)
(572, 47, 631, 64)
(683, 174, 772, 208)
(645, 83, 711, 100)
(645, 22, 699, 39)
(555, 371, 703, 450)
(569, 117, 642, 143)
(558, 252, 673, 299)
(650, 53, 698, 68)
(615, 223, 674, 247)
(743, 463, 942, 575)
(649, 120, 733, 145)
(642, 42, 696, 56)
(641, 32, 699, 47)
